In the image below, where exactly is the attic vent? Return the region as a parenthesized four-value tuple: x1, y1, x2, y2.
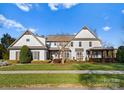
(26, 39, 30, 42)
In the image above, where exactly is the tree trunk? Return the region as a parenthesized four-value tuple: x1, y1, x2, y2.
(61, 51, 65, 64)
(61, 58, 65, 64)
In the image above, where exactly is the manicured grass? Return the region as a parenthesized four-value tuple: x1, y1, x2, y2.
(0, 74, 124, 88)
(0, 63, 124, 70)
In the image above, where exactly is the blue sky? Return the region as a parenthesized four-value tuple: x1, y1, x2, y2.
(0, 3, 124, 48)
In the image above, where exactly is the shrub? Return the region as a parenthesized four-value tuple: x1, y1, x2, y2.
(2, 52, 9, 60)
(116, 46, 124, 63)
(7, 60, 19, 65)
(19, 45, 32, 63)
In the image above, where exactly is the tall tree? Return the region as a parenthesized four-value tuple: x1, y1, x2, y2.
(0, 33, 15, 60)
(1, 33, 15, 49)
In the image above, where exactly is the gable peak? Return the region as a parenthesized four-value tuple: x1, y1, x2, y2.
(24, 30, 33, 35)
(82, 26, 89, 30)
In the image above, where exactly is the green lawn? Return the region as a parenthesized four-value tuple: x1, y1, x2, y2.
(0, 63, 124, 70)
(0, 74, 124, 89)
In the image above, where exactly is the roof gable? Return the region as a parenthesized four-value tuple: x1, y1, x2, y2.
(9, 30, 46, 48)
(74, 26, 98, 39)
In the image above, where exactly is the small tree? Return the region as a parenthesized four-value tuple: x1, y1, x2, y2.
(116, 46, 124, 63)
(19, 45, 32, 63)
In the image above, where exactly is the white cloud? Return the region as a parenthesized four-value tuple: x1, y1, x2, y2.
(48, 3, 78, 11)
(0, 14, 36, 32)
(121, 9, 124, 14)
(62, 3, 78, 9)
(15, 3, 32, 12)
(102, 26, 111, 31)
(48, 3, 59, 11)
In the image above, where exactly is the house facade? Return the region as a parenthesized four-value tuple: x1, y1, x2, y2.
(8, 26, 103, 61)
(8, 31, 47, 60)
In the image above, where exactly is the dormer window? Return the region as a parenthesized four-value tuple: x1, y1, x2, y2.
(26, 39, 30, 42)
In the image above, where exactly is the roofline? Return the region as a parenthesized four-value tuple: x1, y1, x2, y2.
(47, 35, 75, 36)
(63, 25, 102, 49)
(8, 30, 46, 49)
(8, 46, 47, 50)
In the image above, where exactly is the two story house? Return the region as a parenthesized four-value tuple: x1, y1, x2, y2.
(8, 26, 103, 61)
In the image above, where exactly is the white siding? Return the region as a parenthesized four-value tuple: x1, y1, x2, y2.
(31, 50, 47, 60)
(68, 40, 102, 61)
(13, 35, 43, 46)
(75, 29, 96, 38)
(9, 50, 20, 60)
(9, 50, 47, 61)
(36, 36, 46, 45)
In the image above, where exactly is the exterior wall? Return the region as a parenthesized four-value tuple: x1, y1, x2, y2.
(75, 29, 96, 38)
(47, 42, 68, 48)
(9, 49, 47, 61)
(13, 35, 45, 46)
(37, 36, 46, 45)
(68, 40, 102, 61)
(47, 42, 57, 48)
(31, 50, 47, 60)
(9, 28, 102, 62)
(9, 50, 20, 60)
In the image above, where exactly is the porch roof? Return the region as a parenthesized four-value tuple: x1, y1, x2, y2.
(8, 46, 47, 50)
(48, 47, 70, 51)
(87, 47, 117, 51)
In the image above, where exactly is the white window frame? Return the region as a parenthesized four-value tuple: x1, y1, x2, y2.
(33, 51, 39, 60)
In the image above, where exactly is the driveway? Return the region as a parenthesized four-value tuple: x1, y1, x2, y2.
(0, 70, 124, 74)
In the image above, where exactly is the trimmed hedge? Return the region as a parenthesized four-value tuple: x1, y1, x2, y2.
(19, 45, 32, 63)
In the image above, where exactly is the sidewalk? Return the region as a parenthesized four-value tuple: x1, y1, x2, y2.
(0, 70, 124, 74)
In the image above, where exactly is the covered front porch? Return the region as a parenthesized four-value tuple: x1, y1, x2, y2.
(47, 48, 71, 60)
(86, 47, 117, 62)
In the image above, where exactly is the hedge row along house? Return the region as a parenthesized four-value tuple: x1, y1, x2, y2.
(8, 26, 117, 62)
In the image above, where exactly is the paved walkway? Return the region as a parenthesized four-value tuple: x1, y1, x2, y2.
(0, 70, 124, 74)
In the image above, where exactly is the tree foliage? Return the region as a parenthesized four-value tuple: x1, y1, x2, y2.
(0, 44, 4, 59)
(0, 33, 15, 60)
(1, 33, 15, 49)
(116, 46, 124, 63)
(19, 45, 32, 63)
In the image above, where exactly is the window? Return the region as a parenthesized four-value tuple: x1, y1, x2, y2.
(89, 42, 92, 47)
(64, 51, 70, 58)
(54, 42, 56, 46)
(71, 42, 73, 47)
(26, 39, 30, 42)
(79, 42, 82, 47)
(16, 51, 20, 60)
(33, 51, 39, 60)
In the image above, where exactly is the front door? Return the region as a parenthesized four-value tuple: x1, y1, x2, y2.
(76, 50, 83, 61)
